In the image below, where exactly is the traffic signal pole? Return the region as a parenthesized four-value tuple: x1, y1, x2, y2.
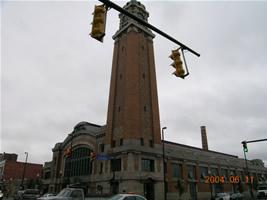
(243, 147, 254, 199)
(245, 139, 267, 144)
(241, 138, 267, 199)
(98, 0, 200, 57)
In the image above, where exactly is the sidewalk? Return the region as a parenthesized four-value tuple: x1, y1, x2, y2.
(3, 197, 13, 200)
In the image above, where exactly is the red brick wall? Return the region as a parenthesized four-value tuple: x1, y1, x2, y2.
(3, 160, 42, 180)
(106, 27, 161, 146)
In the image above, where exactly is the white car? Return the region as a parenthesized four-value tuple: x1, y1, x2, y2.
(0, 190, 3, 200)
(37, 193, 56, 200)
(215, 193, 230, 200)
(230, 192, 243, 200)
(109, 194, 147, 200)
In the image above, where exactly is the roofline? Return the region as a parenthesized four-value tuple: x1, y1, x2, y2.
(74, 121, 103, 128)
(86, 122, 103, 128)
(13, 161, 43, 166)
(163, 140, 238, 158)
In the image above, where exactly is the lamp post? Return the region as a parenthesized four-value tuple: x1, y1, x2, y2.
(36, 173, 40, 190)
(230, 171, 235, 193)
(161, 127, 167, 200)
(68, 133, 74, 185)
(21, 152, 28, 190)
(208, 169, 212, 200)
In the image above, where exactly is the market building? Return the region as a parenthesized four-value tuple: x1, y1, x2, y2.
(45, 1, 267, 200)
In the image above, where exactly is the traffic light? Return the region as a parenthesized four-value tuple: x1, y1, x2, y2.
(242, 141, 248, 153)
(64, 147, 71, 157)
(90, 5, 107, 42)
(169, 49, 185, 78)
(90, 151, 96, 160)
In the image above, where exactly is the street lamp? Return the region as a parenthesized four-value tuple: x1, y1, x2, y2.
(161, 127, 167, 200)
(68, 133, 74, 185)
(208, 169, 212, 200)
(36, 173, 40, 190)
(21, 152, 28, 190)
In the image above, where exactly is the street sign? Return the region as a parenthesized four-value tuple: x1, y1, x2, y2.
(96, 154, 111, 160)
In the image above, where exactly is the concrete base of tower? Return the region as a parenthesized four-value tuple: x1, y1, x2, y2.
(91, 179, 164, 200)
(112, 179, 164, 200)
(167, 192, 212, 200)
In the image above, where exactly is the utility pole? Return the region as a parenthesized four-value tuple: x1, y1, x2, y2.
(21, 152, 28, 190)
(242, 146, 253, 199)
(162, 127, 167, 200)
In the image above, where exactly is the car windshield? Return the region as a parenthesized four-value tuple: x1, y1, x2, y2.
(57, 189, 72, 197)
(258, 186, 267, 190)
(109, 194, 124, 200)
(215, 193, 225, 197)
(25, 189, 39, 194)
(43, 193, 54, 197)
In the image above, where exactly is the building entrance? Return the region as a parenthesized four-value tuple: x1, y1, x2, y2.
(144, 179, 154, 200)
(111, 181, 119, 195)
(189, 182, 197, 200)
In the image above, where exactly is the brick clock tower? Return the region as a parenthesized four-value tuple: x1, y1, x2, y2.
(104, 1, 163, 199)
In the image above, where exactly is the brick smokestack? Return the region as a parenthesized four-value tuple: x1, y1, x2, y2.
(201, 126, 209, 150)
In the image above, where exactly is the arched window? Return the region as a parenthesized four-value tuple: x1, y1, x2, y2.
(64, 146, 92, 177)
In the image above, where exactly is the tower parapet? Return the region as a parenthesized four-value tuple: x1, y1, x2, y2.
(113, 0, 155, 39)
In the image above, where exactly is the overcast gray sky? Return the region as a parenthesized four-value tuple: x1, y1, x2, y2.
(1, 1, 267, 166)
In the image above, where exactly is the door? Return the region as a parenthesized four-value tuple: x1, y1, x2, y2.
(189, 182, 197, 200)
(111, 181, 119, 194)
(144, 181, 154, 200)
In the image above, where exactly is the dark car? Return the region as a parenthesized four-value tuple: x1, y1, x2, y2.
(14, 190, 25, 200)
(257, 185, 267, 199)
(22, 189, 40, 200)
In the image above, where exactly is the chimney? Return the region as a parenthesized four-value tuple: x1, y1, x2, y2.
(201, 126, 209, 150)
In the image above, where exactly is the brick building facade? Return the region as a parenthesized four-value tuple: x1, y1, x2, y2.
(0, 153, 43, 195)
(46, 1, 267, 200)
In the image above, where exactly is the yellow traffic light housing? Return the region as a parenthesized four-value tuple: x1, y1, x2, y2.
(169, 49, 186, 78)
(64, 147, 71, 157)
(90, 151, 96, 160)
(90, 4, 107, 42)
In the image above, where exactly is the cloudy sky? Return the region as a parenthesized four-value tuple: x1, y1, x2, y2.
(1, 1, 267, 166)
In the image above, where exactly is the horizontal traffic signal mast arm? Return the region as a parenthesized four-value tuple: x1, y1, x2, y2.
(98, 0, 200, 57)
(242, 138, 267, 144)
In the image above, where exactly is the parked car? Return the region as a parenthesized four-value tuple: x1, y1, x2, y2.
(230, 192, 243, 200)
(37, 193, 56, 200)
(0, 190, 3, 200)
(257, 184, 267, 199)
(22, 189, 40, 200)
(109, 194, 147, 200)
(14, 190, 25, 200)
(37, 188, 84, 200)
(215, 193, 230, 200)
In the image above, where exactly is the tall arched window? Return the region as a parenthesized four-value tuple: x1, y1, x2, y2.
(64, 146, 92, 177)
